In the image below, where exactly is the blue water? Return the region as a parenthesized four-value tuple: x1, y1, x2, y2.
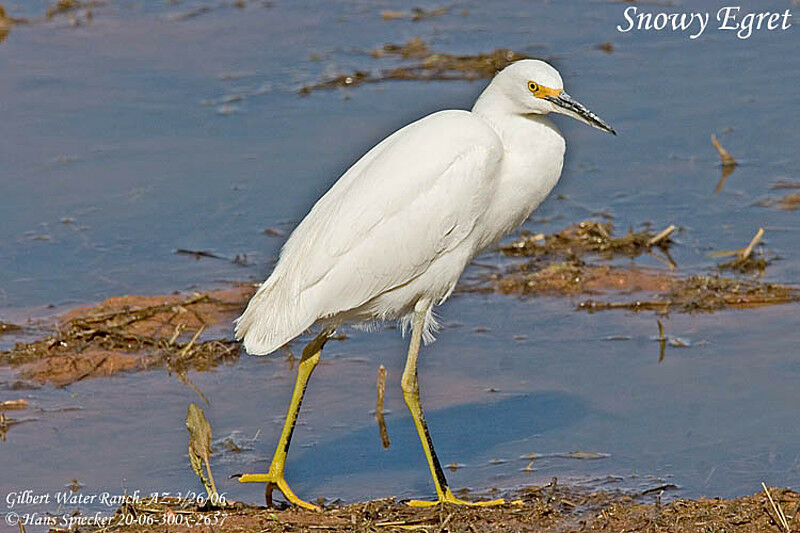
(1, 0, 799, 527)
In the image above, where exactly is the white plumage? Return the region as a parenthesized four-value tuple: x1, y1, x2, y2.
(235, 59, 615, 355)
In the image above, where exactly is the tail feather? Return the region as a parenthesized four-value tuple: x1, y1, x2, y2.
(235, 277, 316, 355)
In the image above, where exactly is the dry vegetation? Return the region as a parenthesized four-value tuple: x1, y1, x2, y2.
(0, 321, 21, 335)
(499, 221, 675, 261)
(479, 221, 798, 312)
(776, 193, 800, 210)
(0, 285, 254, 387)
(300, 39, 530, 94)
(380, 5, 450, 22)
(83, 484, 799, 533)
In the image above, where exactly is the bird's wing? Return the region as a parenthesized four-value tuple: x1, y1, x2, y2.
(280, 109, 504, 316)
(236, 110, 504, 354)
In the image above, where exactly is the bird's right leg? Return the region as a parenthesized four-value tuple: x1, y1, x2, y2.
(238, 329, 331, 511)
(401, 302, 504, 507)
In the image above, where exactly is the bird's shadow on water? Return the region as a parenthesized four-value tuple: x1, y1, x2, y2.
(287, 392, 589, 489)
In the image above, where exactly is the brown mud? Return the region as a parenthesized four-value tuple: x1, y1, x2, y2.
(487, 262, 798, 312)
(0, 285, 255, 387)
(83, 484, 799, 533)
(484, 221, 797, 312)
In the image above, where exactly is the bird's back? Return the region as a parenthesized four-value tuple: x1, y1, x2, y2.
(236, 110, 504, 355)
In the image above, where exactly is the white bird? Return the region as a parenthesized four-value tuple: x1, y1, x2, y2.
(235, 59, 615, 510)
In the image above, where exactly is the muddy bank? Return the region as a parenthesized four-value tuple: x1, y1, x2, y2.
(0, 285, 254, 387)
(2, 220, 798, 385)
(490, 263, 800, 313)
(81, 484, 799, 533)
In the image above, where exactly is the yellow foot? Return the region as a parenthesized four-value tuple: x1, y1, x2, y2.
(407, 488, 505, 507)
(238, 473, 320, 511)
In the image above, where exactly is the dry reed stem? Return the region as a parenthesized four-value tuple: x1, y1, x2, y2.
(179, 326, 205, 358)
(711, 135, 737, 167)
(741, 228, 765, 260)
(762, 483, 791, 532)
(648, 225, 676, 247)
(376, 365, 390, 449)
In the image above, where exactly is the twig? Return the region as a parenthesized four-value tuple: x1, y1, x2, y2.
(180, 326, 205, 358)
(176, 370, 210, 404)
(376, 365, 390, 449)
(762, 483, 790, 532)
(168, 323, 186, 345)
(741, 228, 765, 260)
(711, 135, 737, 167)
(647, 225, 676, 247)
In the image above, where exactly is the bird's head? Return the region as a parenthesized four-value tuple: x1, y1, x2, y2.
(488, 59, 616, 135)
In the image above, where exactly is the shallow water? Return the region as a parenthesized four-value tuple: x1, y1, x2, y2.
(1, 0, 799, 523)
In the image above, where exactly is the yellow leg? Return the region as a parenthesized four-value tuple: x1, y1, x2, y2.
(239, 330, 331, 511)
(401, 303, 504, 508)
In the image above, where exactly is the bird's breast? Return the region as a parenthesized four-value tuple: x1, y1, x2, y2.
(476, 117, 566, 249)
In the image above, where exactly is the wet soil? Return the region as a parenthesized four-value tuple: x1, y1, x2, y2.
(0, 285, 254, 386)
(83, 484, 799, 533)
(482, 220, 794, 312)
(489, 262, 799, 312)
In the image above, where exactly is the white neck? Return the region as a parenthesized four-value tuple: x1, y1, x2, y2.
(469, 87, 567, 248)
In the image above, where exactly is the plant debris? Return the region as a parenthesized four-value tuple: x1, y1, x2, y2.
(0, 286, 255, 386)
(0, 398, 28, 410)
(370, 37, 430, 59)
(711, 134, 738, 192)
(0, 3, 27, 42)
(597, 41, 614, 53)
(771, 179, 800, 190)
(715, 227, 770, 274)
(299, 43, 530, 94)
(484, 256, 797, 313)
(0, 321, 21, 335)
(486, 221, 798, 312)
(186, 403, 218, 498)
(46, 0, 100, 23)
(500, 221, 675, 261)
(262, 227, 285, 237)
(381, 5, 449, 21)
(777, 193, 800, 210)
(84, 485, 800, 533)
(175, 248, 250, 266)
(578, 273, 799, 313)
(711, 134, 737, 168)
(375, 365, 390, 449)
(757, 193, 800, 211)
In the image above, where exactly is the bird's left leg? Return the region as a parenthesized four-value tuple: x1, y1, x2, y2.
(402, 301, 505, 508)
(238, 329, 331, 511)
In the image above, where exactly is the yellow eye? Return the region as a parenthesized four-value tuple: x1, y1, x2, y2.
(528, 81, 538, 93)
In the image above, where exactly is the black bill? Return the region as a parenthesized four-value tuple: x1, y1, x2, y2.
(546, 92, 616, 135)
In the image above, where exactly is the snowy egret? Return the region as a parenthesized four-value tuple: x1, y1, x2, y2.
(236, 59, 615, 510)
